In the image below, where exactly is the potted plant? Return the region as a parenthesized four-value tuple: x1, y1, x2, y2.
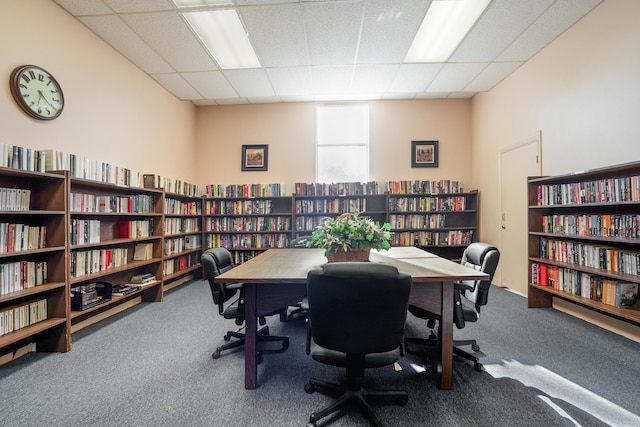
(308, 212, 392, 262)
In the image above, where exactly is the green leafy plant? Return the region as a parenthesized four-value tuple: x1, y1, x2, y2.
(309, 212, 392, 257)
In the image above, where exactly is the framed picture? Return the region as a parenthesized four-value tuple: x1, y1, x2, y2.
(411, 140, 438, 168)
(241, 144, 268, 171)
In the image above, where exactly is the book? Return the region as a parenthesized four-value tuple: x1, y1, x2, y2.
(133, 243, 153, 261)
(111, 284, 141, 296)
(129, 273, 156, 284)
(616, 282, 638, 308)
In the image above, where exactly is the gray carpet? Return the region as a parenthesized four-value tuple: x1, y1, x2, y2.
(0, 280, 638, 427)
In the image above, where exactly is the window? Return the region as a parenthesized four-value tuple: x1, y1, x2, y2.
(316, 104, 369, 183)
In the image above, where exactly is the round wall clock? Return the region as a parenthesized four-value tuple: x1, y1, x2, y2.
(10, 65, 64, 120)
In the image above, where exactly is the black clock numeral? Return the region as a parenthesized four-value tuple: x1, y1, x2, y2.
(28, 70, 36, 80)
(20, 73, 31, 84)
(19, 83, 28, 90)
(38, 74, 45, 82)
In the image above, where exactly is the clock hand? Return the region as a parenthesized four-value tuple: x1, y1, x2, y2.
(37, 90, 54, 107)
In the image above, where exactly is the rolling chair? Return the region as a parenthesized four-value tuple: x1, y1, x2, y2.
(202, 248, 289, 360)
(405, 242, 500, 372)
(304, 263, 412, 427)
(286, 235, 313, 321)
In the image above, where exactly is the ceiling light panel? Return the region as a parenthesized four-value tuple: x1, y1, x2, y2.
(405, 0, 491, 63)
(122, 11, 219, 72)
(239, 4, 309, 68)
(172, 0, 233, 7)
(356, 0, 429, 64)
(303, 1, 363, 66)
(80, 15, 174, 74)
(449, 0, 553, 63)
(182, 9, 261, 69)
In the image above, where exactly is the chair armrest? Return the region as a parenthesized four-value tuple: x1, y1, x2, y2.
(227, 282, 244, 291)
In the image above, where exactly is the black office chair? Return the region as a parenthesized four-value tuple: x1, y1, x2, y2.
(304, 262, 412, 427)
(202, 248, 289, 360)
(405, 242, 500, 372)
(286, 235, 313, 321)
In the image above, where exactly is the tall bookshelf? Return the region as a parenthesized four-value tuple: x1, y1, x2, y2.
(528, 162, 640, 327)
(387, 191, 477, 259)
(68, 178, 164, 331)
(162, 192, 202, 291)
(0, 167, 69, 361)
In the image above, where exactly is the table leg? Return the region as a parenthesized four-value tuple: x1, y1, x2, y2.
(244, 283, 258, 390)
(438, 280, 454, 390)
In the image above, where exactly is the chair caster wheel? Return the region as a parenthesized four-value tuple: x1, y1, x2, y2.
(472, 344, 480, 351)
(396, 397, 408, 406)
(212, 351, 220, 359)
(223, 334, 231, 342)
(474, 362, 484, 372)
(282, 340, 290, 351)
(304, 382, 315, 394)
(306, 422, 316, 427)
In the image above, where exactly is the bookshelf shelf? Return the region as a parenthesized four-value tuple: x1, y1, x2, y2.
(528, 161, 640, 327)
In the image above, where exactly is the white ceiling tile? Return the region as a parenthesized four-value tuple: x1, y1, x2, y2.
(497, 0, 603, 62)
(236, 0, 297, 5)
(216, 98, 250, 105)
(351, 64, 399, 94)
(416, 92, 452, 99)
(302, 1, 364, 66)
(389, 64, 442, 93)
(266, 67, 313, 97)
(191, 99, 220, 106)
(122, 11, 219, 72)
(79, 16, 174, 74)
(240, 4, 309, 68)
(450, 0, 554, 62)
(357, 0, 429, 64)
(448, 92, 476, 99)
(247, 97, 282, 104)
(426, 63, 487, 92)
(181, 71, 238, 99)
(151, 73, 203, 99)
(311, 66, 353, 95)
(103, 0, 174, 13)
(464, 62, 523, 92)
(54, 0, 113, 15)
(223, 69, 275, 98)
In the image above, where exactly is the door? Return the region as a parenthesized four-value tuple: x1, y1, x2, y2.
(499, 132, 541, 295)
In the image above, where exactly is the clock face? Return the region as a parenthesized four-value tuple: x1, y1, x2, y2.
(10, 65, 64, 120)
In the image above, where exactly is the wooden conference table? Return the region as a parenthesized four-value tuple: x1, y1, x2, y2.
(214, 246, 488, 390)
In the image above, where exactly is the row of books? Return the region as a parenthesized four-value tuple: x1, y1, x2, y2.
(204, 216, 291, 233)
(386, 180, 464, 195)
(541, 214, 640, 239)
(205, 199, 278, 215)
(0, 187, 31, 211)
(535, 175, 640, 206)
(205, 183, 286, 198)
(164, 236, 201, 256)
(70, 219, 100, 245)
(206, 233, 290, 250)
(388, 214, 447, 230)
(0, 261, 48, 296)
(295, 198, 366, 214)
(70, 248, 128, 278)
(531, 262, 638, 308)
(118, 220, 153, 239)
(70, 193, 155, 213)
(390, 230, 474, 246)
(0, 223, 47, 253)
(295, 216, 328, 232)
(163, 253, 199, 276)
(164, 217, 200, 235)
(0, 144, 47, 172)
(0, 299, 47, 337)
(389, 196, 468, 213)
(294, 181, 382, 196)
(164, 198, 202, 215)
(539, 237, 640, 276)
(143, 174, 203, 197)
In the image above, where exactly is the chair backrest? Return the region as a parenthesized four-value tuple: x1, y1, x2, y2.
(459, 242, 500, 309)
(202, 248, 240, 312)
(306, 262, 412, 355)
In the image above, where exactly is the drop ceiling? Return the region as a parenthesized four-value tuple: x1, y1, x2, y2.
(52, 0, 603, 106)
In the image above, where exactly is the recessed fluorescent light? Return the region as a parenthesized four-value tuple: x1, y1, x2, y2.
(405, 0, 491, 63)
(172, 0, 232, 7)
(182, 9, 261, 69)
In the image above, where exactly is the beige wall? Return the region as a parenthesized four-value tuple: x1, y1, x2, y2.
(0, 0, 197, 182)
(471, 0, 640, 259)
(195, 99, 472, 192)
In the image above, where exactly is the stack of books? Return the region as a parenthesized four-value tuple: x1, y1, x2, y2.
(128, 273, 156, 287)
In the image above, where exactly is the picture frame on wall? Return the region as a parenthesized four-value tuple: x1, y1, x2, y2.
(411, 140, 439, 168)
(242, 144, 268, 171)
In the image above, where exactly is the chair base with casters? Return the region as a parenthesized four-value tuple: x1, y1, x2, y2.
(211, 324, 290, 361)
(404, 333, 485, 372)
(304, 351, 408, 427)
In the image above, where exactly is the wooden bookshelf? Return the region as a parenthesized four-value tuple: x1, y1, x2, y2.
(162, 192, 202, 290)
(387, 191, 478, 260)
(0, 167, 69, 359)
(68, 177, 164, 329)
(528, 161, 640, 327)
